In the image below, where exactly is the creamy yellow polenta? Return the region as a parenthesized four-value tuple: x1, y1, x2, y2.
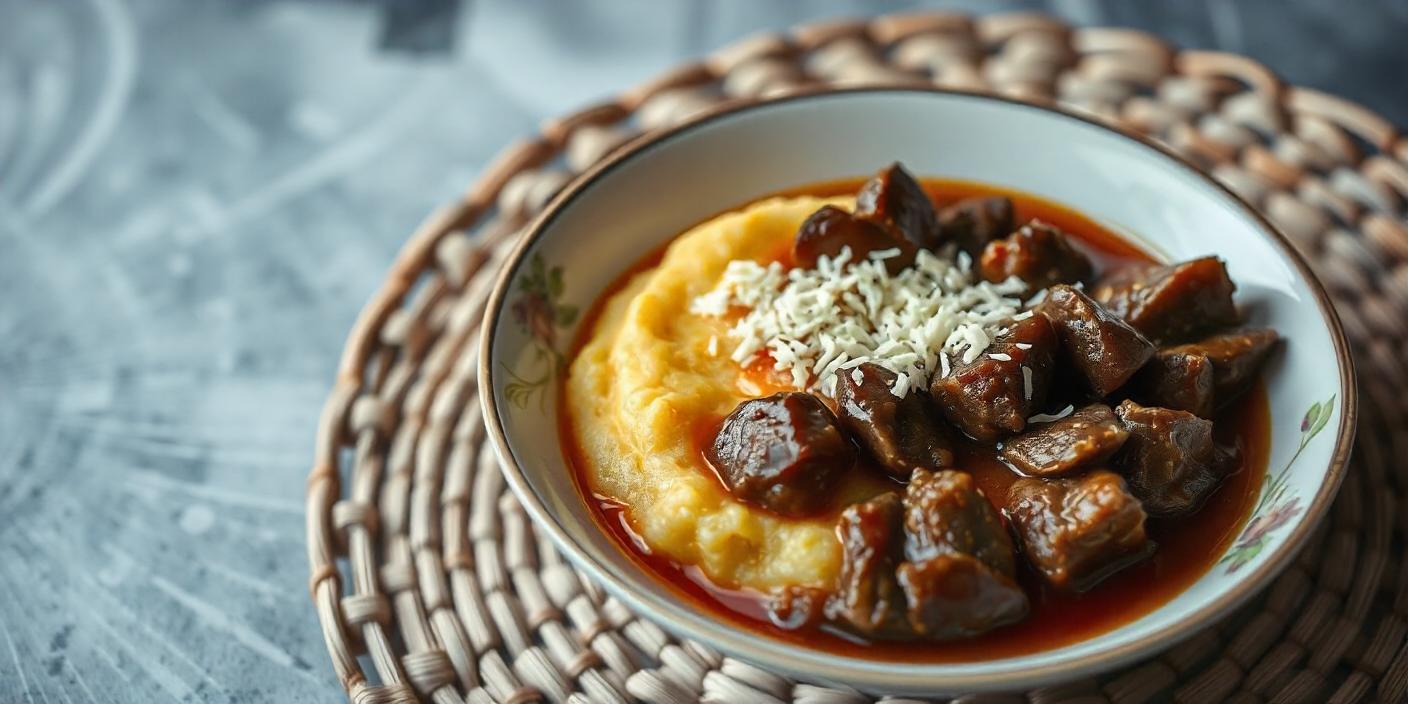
(566, 195, 886, 591)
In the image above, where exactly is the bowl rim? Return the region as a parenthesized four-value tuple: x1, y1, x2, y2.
(478, 86, 1357, 692)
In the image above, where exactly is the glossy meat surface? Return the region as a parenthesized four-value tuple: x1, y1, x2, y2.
(896, 553, 1030, 639)
(932, 314, 1058, 442)
(706, 392, 855, 517)
(1137, 350, 1216, 418)
(1092, 257, 1239, 342)
(979, 221, 1093, 294)
(835, 363, 955, 479)
(793, 204, 912, 273)
(1165, 328, 1280, 405)
(936, 195, 1015, 256)
(902, 469, 1016, 575)
(831, 493, 907, 635)
(1039, 284, 1155, 396)
(831, 470, 1028, 639)
(855, 163, 942, 251)
(1006, 471, 1154, 592)
(1113, 399, 1230, 516)
(897, 469, 1027, 638)
(1000, 404, 1129, 477)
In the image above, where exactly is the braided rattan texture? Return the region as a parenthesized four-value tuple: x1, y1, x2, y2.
(306, 12, 1408, 704)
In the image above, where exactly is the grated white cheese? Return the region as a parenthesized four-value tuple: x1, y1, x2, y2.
(691, 246, 1027, 398)
(1028, 404, 1075, 424)
(1022, 366, 1033, 400)
(989, 353, 1013, 362)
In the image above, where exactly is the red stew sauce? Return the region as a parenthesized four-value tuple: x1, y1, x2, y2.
(560, 178, 1271, 662)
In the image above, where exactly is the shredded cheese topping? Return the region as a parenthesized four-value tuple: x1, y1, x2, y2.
(691, 246, 1027, 397)
(1028, 404, 1076, 424)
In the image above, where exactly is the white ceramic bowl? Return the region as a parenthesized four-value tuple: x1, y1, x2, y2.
(480, 88, 1356, 694)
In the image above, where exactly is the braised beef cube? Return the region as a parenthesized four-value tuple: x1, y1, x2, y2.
(937, 195, 1015, 256)
(706, 393, 855, 517)
(855, 163, 942, 250)
(835, 363, 955, 479)
(932, 314, 1058, 442)
(793, 205, 913, 273)
(1165, 329, 1280, 405)
(1136, 350, 1215, 418)
(831, 493, 907, 635)
(833, 472, 1030, 640)
(902, 469, 1016, 575)
(1040, 285, 1155, 396)
(1091, 257, 1239, 342)
(979, 221, 1094, 294)
(1000, 404, 1129, 477)
(897, 468, 1027, 637)
(1006, 471, 1154, 592)
(1113, 399, 1228, 516)
(896, 553, 1029, 639)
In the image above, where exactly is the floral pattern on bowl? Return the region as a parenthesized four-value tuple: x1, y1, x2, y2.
(1221, 394, 1336, 574)
(503, 253, 577, 410)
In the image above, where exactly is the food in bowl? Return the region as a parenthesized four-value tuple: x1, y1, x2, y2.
(562, 162, 1280, 658)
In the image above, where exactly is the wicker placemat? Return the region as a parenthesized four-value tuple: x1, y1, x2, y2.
(306, 12, 1408, 704)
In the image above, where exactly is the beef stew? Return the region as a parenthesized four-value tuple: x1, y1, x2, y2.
(567, 169, 1276, 660)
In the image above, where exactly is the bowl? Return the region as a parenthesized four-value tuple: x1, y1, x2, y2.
(480, 88, 1356, 694)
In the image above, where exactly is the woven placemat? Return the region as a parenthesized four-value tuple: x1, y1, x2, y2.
(306, 12, 1408, 704)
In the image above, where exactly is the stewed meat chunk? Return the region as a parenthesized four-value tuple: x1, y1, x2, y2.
(835, 363, 955, 479)
(855, 163, 942, 251)
(899, 469, 1027, 638)
(897, 553, 1030, 640)
(979, 221, 1094, 295)
(1164, 329, 1280, 406)
(1114, 399, 1233, 516)
(793, 205, 913, 273)
(937, 195, 1015, 256)
(831, 471, 1028, 639)
(1000, 404, 1129, 477)
(932, 314, 1058, 442)
(1136, 350, 1216, 418)
(1092, 257, 1239, 343)
(831, 493, 907, 635)
(1039, 285, 1155, 396)
(706, 393, 855, 517)
(902, 469, 1017, 575)
(1006, 471, 1154, 592)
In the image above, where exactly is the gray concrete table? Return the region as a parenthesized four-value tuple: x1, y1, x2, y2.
(1, 1, 1404, 702)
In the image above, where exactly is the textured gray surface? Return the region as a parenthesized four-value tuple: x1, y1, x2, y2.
(0, 1, 1404, 702)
